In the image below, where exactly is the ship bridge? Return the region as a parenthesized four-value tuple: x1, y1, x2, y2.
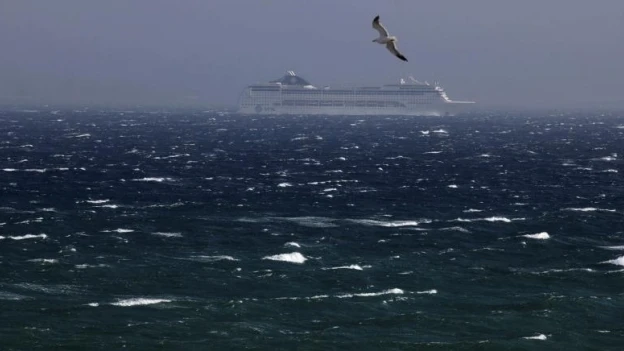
(270, 71, 316, 88)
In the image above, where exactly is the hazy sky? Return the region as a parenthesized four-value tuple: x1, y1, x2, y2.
(1, 0, 623, 108)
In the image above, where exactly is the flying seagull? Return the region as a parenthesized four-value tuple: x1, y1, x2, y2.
(372, 15, 408, 62)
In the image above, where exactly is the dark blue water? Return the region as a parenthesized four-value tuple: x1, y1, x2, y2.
(1, 109, 623, 350)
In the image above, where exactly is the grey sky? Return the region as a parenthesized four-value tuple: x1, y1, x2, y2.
(1, 0, 623, 108)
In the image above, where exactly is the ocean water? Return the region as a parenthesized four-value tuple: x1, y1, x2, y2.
(1, 109, 623, 350)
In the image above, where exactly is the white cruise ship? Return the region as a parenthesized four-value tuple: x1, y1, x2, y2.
(238, 71, 474, 116)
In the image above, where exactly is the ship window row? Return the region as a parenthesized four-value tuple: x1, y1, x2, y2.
(278, 91, 432, 96)
(249, 89, 436, 95)
(279, 100, 406, 107)
(249, 87, 281, 91)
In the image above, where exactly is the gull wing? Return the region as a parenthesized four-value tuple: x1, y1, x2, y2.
(372, 15, 389, 37)
(386, 41, 408, 62)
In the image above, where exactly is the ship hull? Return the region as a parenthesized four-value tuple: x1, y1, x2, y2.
(238, 103, 471, 116)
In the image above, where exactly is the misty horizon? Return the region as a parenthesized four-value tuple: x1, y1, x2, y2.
(2, 0, 624, 109)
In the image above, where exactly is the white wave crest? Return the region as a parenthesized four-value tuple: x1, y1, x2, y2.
(97, 204, 119, 209)
(27, 258, 58, 264)
(102, 228, 134, 233)
(322, 265, 364, 271)
(562, 207, 616, 212)
(600, 245, 624, 250)
(417, 289, 438, 294)
(452, 216, 520, 223)
(86, 199, 109, 204)
(337, 288, 404, 298)
(284, 242, 301, 248)
(190, 255, 238, 262)
(530, 268, 594, 274)
(439, 226, 471, 233)
(275, 216, 338, 228)
(604, 256, 624, 266)
(111, 298, 172, 307)
(262, 252, 307, 264)
(346, 219, 430, 227)
(75, 264, 110, 269)
(132, 177, 174, 182)
(275, 287, 436, 301)
(522, 232, 550, 240)
(523, 334, 547, 340)
(7, 234, 48, 240)
(152, 232, 183, 238)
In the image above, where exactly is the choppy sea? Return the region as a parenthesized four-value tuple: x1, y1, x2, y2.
(1, 109, 623, 350)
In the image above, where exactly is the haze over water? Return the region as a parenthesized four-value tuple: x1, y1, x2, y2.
(2, 0, 624, 108)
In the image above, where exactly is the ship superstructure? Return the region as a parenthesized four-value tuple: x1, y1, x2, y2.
(238, 71, 473, 116)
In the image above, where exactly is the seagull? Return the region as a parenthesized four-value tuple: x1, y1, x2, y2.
(372, 15, 408, 62)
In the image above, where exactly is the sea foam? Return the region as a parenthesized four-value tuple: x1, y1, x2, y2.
(262, 252, 307, 264)
(522, 232, 550, 240)
(111, 298, 172, 307)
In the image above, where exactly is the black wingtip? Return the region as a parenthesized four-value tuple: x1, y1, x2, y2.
(373, 15, 379, 22)
(398, 55, 408, 62)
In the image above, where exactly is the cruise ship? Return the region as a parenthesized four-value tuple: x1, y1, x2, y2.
(238, 71, 474, 116)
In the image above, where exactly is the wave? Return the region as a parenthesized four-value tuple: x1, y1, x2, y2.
(75, 264, 110, 269)
(562, 207, 616, 212)
(27, 259, 58, 264)
(416, 289, 438, 294)
(600, 245, 624, 251)
(96, 204, 120, 209)
(85, 199, 110, 204)
(438, 226, 471, 233)
(189, 255, 238, 262)
(131, 177, 175, 183)
(101, 228, 134, 233)
(276, 288, 409, 301)
(152, 232, 183, 238)
(322, 265, 364, 271)
(522, 232, 550, 240)
(273, 216, 338, 228)
(603, 256, 624, 266)
(452, 216, 523, 223)
(262, 252, 307, 264)
(0, 291, 30, 300)
(110, 298, 172, 307)
(2, 168, 71, 173)
(337, 288, 404, 298)
(528, 268, 594, 274)
(346, 218, 431, 227)
(2, 234, 48, 241)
